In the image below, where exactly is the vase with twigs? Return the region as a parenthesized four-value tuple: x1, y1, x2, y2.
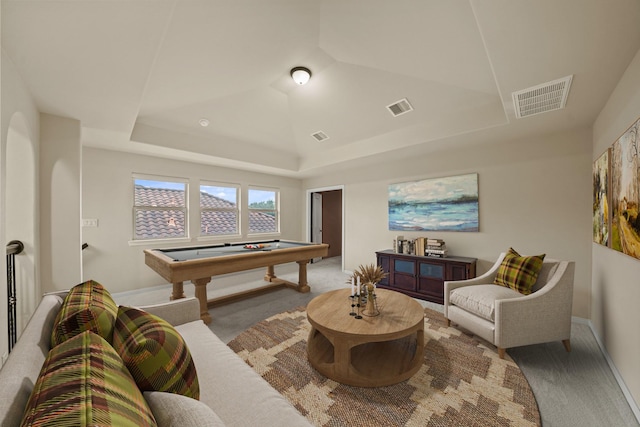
(350, 264, 388, 317)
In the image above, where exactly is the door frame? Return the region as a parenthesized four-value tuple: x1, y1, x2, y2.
(305, 185, 345, 272)
(310, 192, 322, 263)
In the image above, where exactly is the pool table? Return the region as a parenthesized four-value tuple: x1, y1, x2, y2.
(144, 240, 329, 324)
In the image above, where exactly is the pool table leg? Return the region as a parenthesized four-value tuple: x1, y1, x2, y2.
(171, 282, 186, 300)
(296, 260, 311, 293)
(192, 277, 213, 324)
(264, 265, 277, 282)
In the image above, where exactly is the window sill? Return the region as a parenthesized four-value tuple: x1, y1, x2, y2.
(196, 234, 242, 243)
(246, 232, 281, 239)
(128, 237, 192, 247)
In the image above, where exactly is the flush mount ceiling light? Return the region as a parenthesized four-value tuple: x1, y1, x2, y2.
(198, 118, 210, 127)
(290, 66, 311, 85)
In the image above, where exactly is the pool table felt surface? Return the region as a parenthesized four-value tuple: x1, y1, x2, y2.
(159, 240, 314, 261)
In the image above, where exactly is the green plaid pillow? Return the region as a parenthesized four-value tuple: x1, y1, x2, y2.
(112, 307, 200, 399)
(21, 331, 157, 427)
(51, 280, 118, 347)
(494, 248, 546, 295)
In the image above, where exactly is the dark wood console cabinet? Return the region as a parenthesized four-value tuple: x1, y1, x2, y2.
(376, 250, 477, 304)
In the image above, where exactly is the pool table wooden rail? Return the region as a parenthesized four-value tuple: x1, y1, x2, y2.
(144, 242, 329, 324)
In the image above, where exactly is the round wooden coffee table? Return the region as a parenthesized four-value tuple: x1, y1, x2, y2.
(306, 288, 424, 387)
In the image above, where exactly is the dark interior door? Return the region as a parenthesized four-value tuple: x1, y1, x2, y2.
(320, 190, 342, 258)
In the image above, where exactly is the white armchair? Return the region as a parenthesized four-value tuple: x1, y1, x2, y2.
(444, 253, 575, 359)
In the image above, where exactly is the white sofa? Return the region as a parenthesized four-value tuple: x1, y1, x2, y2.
(0, 292, 312, 427)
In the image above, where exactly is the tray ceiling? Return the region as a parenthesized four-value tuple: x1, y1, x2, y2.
(3, 0, 640, 177)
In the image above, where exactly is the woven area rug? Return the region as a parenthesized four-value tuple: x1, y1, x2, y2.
(228, 307, 540, 427)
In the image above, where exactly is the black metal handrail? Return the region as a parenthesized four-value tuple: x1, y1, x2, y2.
(6, 240, 24, 353)
(6, 240, 24, 256)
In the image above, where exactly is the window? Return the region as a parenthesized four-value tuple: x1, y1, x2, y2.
(248, 187, 279, 234)
(200, 183, 239, 236)
(133, 177, 187, 240)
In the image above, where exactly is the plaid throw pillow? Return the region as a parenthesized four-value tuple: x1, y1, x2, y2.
(21, 331, 157, 427)
(51, 280, 118, 347)
(494, 248, 546, 295)
(112, 307, 200, 399)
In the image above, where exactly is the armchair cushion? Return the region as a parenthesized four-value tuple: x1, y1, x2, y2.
(494, 248, 545, 295)
(450, 284, 522, 321)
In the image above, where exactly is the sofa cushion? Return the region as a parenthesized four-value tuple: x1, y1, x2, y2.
(450, 284, 522, 321)
(21, 330, 157, 427)
(494, 248, 546, 295)
(51, 280, 118, 347)
(112, 306, 200, 399)
(144, 392, 225, 427)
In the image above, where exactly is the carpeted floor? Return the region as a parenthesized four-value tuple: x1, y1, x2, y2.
(113, 256, 639, 426)
(228, 306, 540, 427)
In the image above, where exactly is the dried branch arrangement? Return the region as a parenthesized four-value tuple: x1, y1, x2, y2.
(352, 263, 388, 285)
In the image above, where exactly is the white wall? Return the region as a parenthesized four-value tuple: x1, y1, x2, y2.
(0, 49, 40, 367)
(81, 147, 304, 294)
(592, 47, 640, 408)
(6, 116, 38, 334)
(304, 127, 593, 318)
(39, 114, 82, 292)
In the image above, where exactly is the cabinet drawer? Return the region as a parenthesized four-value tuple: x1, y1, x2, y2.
(393, 273, 417, 291)
(418, 278, 443, 299)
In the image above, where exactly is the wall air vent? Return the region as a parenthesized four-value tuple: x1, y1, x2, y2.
(386, 98, 413, 117)
(311, 131, 329, 142)
(512, 75, 573, 118)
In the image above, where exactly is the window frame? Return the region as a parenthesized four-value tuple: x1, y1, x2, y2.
(131, 174, 189, 243)
(247, 186, 280, 236)
(199, 181, 241, 238)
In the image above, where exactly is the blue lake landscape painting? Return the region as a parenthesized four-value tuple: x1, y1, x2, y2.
(389, 173, 478, 231)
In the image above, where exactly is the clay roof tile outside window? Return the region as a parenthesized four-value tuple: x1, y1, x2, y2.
(134, 185, 276, 239)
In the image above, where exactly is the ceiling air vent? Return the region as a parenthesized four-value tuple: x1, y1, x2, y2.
(386, 98, 413, 117)
(311, 131, 329, 142)
(512, 75, 573, 118)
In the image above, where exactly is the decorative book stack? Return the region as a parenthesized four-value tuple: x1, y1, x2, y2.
(425, 238, 448, 258)
(394, 237, 448, 257)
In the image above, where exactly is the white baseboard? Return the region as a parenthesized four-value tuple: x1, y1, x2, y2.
(572, 316, 640, 423)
